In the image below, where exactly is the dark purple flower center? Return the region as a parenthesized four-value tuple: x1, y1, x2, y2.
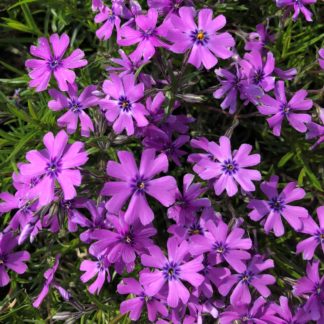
(61, 200, 72, 210)
(30, 176, 40, 188)
(313, 283, 322, 295)
(96, 256, 106, 271)
(132, 176, 148, 194)
(68, 99, 83, 113)
(47, 57, 62, 71)
(122, 230, 135, 245)
(188, 222, 204, 236)
(141, 28, 156, 39)
(280, 103, 291, 116)
(316, 230, 324, 243)
(46, 159, 62, 178)
(190, 29, 209, 45)
(241, 314, 252, 322)
(162, 261, 181, 281)
(239, 271, 254, 285)
(221, 159, 239, 175)
(268, 196, 285, 212)
(252, 69, 264, 84)
(118, 96, 132, 112)
(213, 241, 228, 255)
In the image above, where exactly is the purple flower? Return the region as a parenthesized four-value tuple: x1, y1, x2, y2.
(191, 219, 252, 272)
(167, 174, 210, 224)
(220, 297, 279, 324)
(248, 175, 308, 236)
(218, 255, 276, 305)
(89, 212, 156, 267)
(240, 50, 275, 92)
(25, 33, 87, 92)
(167, 7, 235, 70)
(19, 130, 88, 206)
(147, 0, 193, 16)
(293, 260, 324, 322)
(48, 83, 98, 137)
(94, 5, 121, 40)
(80, 252, 110, 295)
(193, 136, 261, 197)
(270, 296, 300, 324)
(0, 232, 30, 287)
(33, 255, 70, 308)
(92, 0, 104, 12)
(99, 73, 149, 136)
(118, 8, 168, 60)
(258, 81, 313, 136)
(274, 67, 297, 80)
(140, 237, 204, 308)
(117, 274, 168, 321)
(319, 49, 324, 69)
(276, 0, 316, 22)
(296, 206, 324, 260)
(102, 149, 177, 225)
(245, 24, 275, 52)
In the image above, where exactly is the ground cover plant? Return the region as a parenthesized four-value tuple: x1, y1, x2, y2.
(0, 0, 323, 322)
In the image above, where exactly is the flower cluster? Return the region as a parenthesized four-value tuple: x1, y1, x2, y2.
(0, 0, 323, 323)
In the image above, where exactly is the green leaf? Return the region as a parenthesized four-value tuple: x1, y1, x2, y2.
(278, 152, 294, 168)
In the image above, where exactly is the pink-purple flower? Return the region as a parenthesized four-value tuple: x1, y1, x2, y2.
(319, 49, 324, 69)
(25, 33, 87, 92)
(167, 7, 235, 69)
(94, 5, 121, 40)
(276, 0, 316, 22)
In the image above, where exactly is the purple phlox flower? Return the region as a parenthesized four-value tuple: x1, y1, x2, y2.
(213, 65, 263, 114)
(259, 81, 313, 136)
(270, 296, 301, 324)
(100, 73, 149, 136)
(167, 7, 235, 70)
(218, 254, 276, 305)
(274, 67, 297, 80)
(276, 0, 316, 22)
(48, 83, 98, 137)
(118, 8, 168, 60)
(248, 175, 308, 236)
(70, 200, 109, 243)
(17, 216, 42, 245)
(144, 91, 166, 124)
(92, 0, 104, 12)
(168, 207, 217, 243)
(140, 237, 204, 308)
(296, 206, 324, 260)
(239, 50, 275, 92)
(12, 170, 41, 197)
(319, 49, 324, 69)
(190, 219, 252, 272)
(0, 231, 30, 287)
(142, 126, 190, 166)
(101, 149, 177, 225)
(245, 23, 275, 52)
(293, 260, 324, 322)
(25, 33, 87, 92)
(147, 0, 193, 16)
(80, 249, 111, 295)
(89, 212, 157, 268)
(117, 273, 169, 321)
(193, 136, 261, 197)
(19, 130, 88, 206)
(220, 296, 280, 324)
(167, 173, 210, 224)
(188, 137, 215, 166)
(33, 255, 70, 307)
(94, 5, 121, 40)
(306, 108, 324, 149)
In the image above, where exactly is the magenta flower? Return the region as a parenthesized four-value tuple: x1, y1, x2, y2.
(19, 130, 88, 206)
(191, 219, 252, 272)
(33, 255, 70, 308)
(147, 0, 193, 16)
(270, 296, 300, 324)
(25, 33, 87, 92)
(117, 274, 168, 321)
(94, 5, 121, 40)
(167, 173, 210, 224)
(0, 232, 30, 287)
(319, 49, 324, 69)
(276, 0, 316, 22)
(218, 255, 276, 305)
(99, 73, 148, 136)
(80, 253, 110, 295)
(193, 136, 261, 197)
(140, 237, 204, 308)
(48, 83, 98, 137)
(240, 50, 275, 92)
(296, 206, 324, 260)
(248, 175, 308, 236)
(245, 24, 275, 52)
(293, 260, 324, 323)
(167, 7, 235, 70)
(118, 8, 168, 60)
(102, 149, 177, 225)
(258, 81, 313, 136)
(89, 212, 156, 267)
